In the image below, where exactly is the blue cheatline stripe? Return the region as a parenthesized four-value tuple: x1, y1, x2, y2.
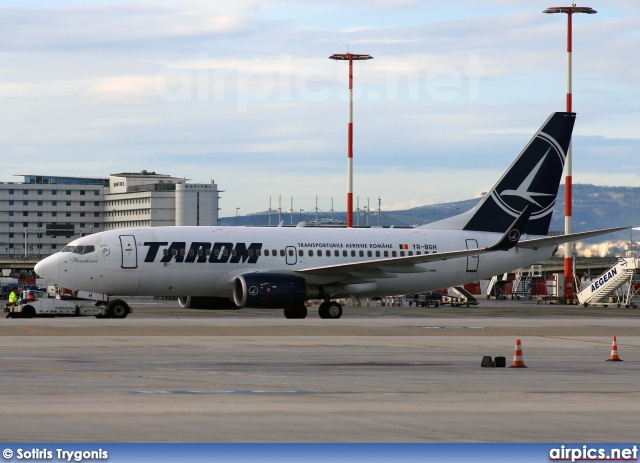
(125, 389, 311, 394)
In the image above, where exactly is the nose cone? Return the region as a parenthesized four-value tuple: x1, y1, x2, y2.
(35, 254, 60, 283)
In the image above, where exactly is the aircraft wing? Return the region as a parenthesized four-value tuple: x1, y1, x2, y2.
(296, 224, 628, 278)
(297, 206, 532, 278)
(516, 226, 629, 249)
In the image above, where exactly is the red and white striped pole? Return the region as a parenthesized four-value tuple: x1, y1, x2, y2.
(543, 5, 597, 302)
(329, 52, 373, 228)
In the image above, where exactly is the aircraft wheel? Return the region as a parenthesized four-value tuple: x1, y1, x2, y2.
(284, 306, 307, 319)
(319, 302, 342, 319)
(108, 299, 130, 319)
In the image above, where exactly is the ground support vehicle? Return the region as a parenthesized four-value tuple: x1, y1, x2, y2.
(407, 292, 442, 307)
(4, 290, 131, 319)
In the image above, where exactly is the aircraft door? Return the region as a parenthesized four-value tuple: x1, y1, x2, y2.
(120, 235, 138, 269)
(285, 246, 297, 265)
(465, 239, 479, 272)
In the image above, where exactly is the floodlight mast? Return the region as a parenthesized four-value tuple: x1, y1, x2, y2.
(543, 5, 597, 303)
(329, 53, 373, 228)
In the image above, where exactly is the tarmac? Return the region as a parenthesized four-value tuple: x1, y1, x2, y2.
(1, 297, 639, 442)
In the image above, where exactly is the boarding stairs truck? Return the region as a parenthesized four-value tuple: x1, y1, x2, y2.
(440, 286, 479, 307)
(577, 253, 640, 308)
(511, 265, 543, 300)
(5, 289, 132, 319)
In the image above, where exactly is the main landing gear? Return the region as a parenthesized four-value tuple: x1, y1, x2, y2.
(282, 301, 344, 319)
(318, 301, 343, 319)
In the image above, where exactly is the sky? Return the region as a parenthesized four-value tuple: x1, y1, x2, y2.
(1, 1, 639, 217)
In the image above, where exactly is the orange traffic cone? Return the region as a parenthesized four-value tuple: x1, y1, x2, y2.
(607, 336, 623, 361)
(509, 339, 527, 368)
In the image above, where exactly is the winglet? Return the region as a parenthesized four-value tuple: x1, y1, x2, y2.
(486, 205, 531, 251)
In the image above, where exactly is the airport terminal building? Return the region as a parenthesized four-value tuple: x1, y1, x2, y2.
(0, 171, 220, 259)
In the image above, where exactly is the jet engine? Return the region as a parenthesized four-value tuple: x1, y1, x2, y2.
(177, 296, 239, 310)
(233, 273, 321, 309)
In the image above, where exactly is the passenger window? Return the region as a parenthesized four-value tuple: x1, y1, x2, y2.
(308, 250, 313, 257)
(408, 251, 413, 256)
(288, 249, 294, 256)
(400, 251, 405, 257)
(326, 250, 330, 257)
(172, 249, 178, 256)
(424, 251, 429, 254)
(264, 250, 270, 257)
(280, 250, 285, 257)
(298, 250, 303, 257)
(392, 251, 397, 257)
(367, 251, 372, 257)
(189, 249, 195, 256)
(359, 251, 364, 257)
(416, 251, 421, 255)
(214, 249, 220, 257)
(351, 250, 356, 257)
(256, 249, 261, 256)
(375, 251, 380, 257)
(231, 249, 237, 256)
(248, 249, 254, 257)
(222, 249, 229, 257)
(180, 248, 185, 256)
(343, 250, 347, 257)
(272, 249, 276, 256)
(197, 249, 203, 256)
(384, 251, 388, 257)
(163, 249, 168, 256)
(317, 250, 322, 257)
(334, 250, 339, 257)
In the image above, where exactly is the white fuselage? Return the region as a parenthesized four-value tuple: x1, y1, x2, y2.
(35, 226, 555, 299)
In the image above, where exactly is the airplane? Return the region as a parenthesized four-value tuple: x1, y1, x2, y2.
(34, 112, 626, 319)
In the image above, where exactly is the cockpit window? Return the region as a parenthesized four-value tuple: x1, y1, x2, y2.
(73, 246, 84, 254)
(82, 246, 95, 254)
(61, 246, 76, 253)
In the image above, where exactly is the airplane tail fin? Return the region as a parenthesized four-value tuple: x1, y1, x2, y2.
(422, 112, 576, 236)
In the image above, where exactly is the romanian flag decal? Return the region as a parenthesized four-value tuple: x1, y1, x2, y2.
(399, 244, 408, 249)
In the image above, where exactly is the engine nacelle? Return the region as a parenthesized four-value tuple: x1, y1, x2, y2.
(177, 296, 239, 310)
(233, 273, 320, 309)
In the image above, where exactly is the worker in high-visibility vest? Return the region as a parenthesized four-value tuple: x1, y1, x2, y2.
(8, 290, 18, 306)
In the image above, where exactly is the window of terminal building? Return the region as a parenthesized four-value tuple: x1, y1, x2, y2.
(8, 200, 13, 206)
(38, 200, 43, 206)
(23, 190, 28, 195)
(8, 211, 13, 217)
(80, 190, 85, 196)
(23, 200, 28, 206)
(52, 201, 57, 206)
(80, 212, 85, 217)
(94, 190, 99, 195)
(37, 190, 43, 195)
(80, 201, 85, 206)
(23, 212, 28, 217)
(9, 233, 13, 238)
(94, 212, 99, 217)
(94, 201, 99, 206)
(52, 190, 57, 195)
(66, 201, 71, 206)
(65, 212, 71, 217)
(93, 223, 99, 228)
(66, 190, 71, 195)
(23, 222, 28, 227)
(9, 189, 13, 194)
(52, 212, 57, 217)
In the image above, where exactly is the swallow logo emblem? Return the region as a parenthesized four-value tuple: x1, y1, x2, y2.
(490, 132, 565, 220)
(500, 150, 555, 207)
(249, 286, 259, 296)
(509, 229, 521, 242)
